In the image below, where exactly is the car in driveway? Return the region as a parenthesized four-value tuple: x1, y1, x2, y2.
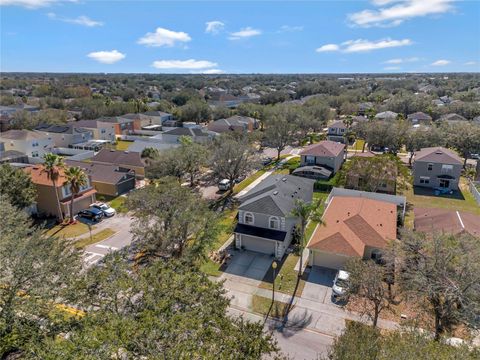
(332, 270, 350, 298)
(218, 179, 231, 191)
(91, 202, 116, 217)
(77, 208, 104, 222)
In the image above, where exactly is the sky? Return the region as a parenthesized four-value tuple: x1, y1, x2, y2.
(1, 0, 479, 74)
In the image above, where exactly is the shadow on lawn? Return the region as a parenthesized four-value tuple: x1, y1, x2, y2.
(412, 186, 465, 200)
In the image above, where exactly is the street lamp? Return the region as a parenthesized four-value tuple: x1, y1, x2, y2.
(271, 261, 278, 304)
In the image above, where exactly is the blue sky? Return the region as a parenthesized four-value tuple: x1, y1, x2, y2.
(1, 0, 479, 73)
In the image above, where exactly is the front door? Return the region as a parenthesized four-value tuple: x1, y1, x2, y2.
(439, 179, 450, 188)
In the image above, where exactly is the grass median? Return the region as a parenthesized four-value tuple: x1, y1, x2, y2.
(74, 228, 117, 249)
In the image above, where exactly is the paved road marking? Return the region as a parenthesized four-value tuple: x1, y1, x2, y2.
(95, 244, 118, 250)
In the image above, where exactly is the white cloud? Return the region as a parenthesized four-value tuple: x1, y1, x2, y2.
(138, 27, 191, 47)
(316, 44, 340, 52)
(317, 38, 412, 53)
(201, 69, 226, 74)
(384, 66, 401, 70)
(348, 0, 455, 27)
(152, 59, 218, 70)
(464, 61, 477, 66)
(0, 0, 57, 8)
(384, 57, 419, 64)
(228, 27, 262, 40)
(279, 25, 304, 32)
(47, 13, 103, 27)
(431, 59, 450, 66)
(205, 21, 225, 34)
(87, 50, 125, 64)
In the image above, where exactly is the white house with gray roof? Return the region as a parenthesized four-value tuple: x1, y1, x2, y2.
(0, 129, 53, 162)
(234, 174, 314, 259)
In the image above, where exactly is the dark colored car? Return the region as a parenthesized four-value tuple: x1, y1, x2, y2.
(77, 208, 104, 222)
(262, 157, 274, 166)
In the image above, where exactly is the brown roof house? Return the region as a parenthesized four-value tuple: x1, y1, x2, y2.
(326, 121, 346, 143)
(412, 147, 463, 191)
(71, 120, 116, 142)
(293, 141, 345, 180)
(414, 208, 480, 238)
(307, 197, 397, 269)
(91, 149, 145, 178)
(407, 112, 432, 125)
(66, 160, 136, 197)
(207, 115, 257, 134)
(23, 164, 97, 220)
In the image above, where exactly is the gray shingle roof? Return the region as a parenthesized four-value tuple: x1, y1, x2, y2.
(239, 174, 314, 216)
(414, 147, 463, 165)
(92, 149, 144, 168)
(0, 129, 48, 141)
(65, 160, 132, 184)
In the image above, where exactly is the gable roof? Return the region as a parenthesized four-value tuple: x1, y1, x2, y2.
(35, 123, 91, 134)
(440, 113, 468, 122)
(23, 164, 68, 187)
(163, 127, 208, 137)
(91, 149, 144, 168)
(308, 196, 397, 257)
(300, 140, 345, 157)
(0, 129, 48, 141)
(414, 207, 480, 238)
(414, 147, 463, 165)
(328, 120, 346, 129)
(239, 174, 314, 217)
(407, 112, 432, 121)
(65, 160, 132, 184)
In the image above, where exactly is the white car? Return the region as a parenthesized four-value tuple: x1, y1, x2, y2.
(218, 179, 231, 191)
(91, 202, 116, 217)
(332, 270, 350, 297)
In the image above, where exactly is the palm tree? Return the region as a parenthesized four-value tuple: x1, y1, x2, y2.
(290, 199, 324, 280)
(63, 166, 88, 223)
(42, 153, 65, 222)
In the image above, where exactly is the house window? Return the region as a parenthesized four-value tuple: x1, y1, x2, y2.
(269, 216, 280, 229)
(441, 164, 453, 173)
(340, 128, 345, 133)
(420, 176, 430, 184)
(305, 155, 315, 165)
(371, 250, 382, 262)
(244, 212, 254, 225)
(32, 141, 39, 147)
(31, 151, 39, 157)
(62, 185, 72, 198)
(101, 129, 106, 134)
(427, 163, 433, 171)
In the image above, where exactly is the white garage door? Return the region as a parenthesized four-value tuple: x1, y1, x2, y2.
(241, 236, 276, 256)
(312, 250, 349, 270)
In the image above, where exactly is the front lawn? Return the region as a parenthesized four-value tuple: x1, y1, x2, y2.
(115, 140, 133, 151)
(199, 258, 224, 277)
(45, 222, 92, 238)
(233, 169, 266, 194)
(251, 294, 289, 318)
(74, 228, 116, 249)
(108, 196, 129, 213)
(259, 253, 307, 297)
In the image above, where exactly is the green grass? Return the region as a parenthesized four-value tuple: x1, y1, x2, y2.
(259, 254, 306, 297)
(45, 222, 93, 238)
(115, 140, 133, 151)
(74, 228, 116, 249)
(199, 258, 223, 277)
(401, 178, 480, 216)
(108, 196, 129, 213)
(251, 294, 289, 318)
(233, 169, 267, 194)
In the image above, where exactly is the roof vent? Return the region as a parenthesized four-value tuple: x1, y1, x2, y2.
(273, 191, 278, 195)
(282, 177, 287, 182)
(435, 150, 443, 154)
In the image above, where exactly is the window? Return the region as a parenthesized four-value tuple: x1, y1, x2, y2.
(427, 163, 433, 171)
(340, 128, 345, 133)
(269, 216, 280, 229)
(31, 151, 39, 157)
(441, 164, 453, 173)
(244, 212, 254, 225)
(32, 141, 39, 147)
(101, 129, 106, 134)
(420, 176, 430, 184)
(62, 185, 72, 198)
(305, 155, 315, 165)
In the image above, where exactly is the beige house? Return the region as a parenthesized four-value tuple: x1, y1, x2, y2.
(0, 130, 53, 161)
(23, 165, 97, 219)
(71, 120, 116, 142)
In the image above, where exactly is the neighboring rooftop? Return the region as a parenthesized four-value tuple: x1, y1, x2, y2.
(91, 149, 144, 168)
(300, 140, 345, 157)
(35, 123, 91, 134)
(65, 160, 134, 184)
(72, 120, 112, 129)
(328, 120, 346, 129)
(308, 196, 397, 257)
(375, 111, 398, 120)
(239, 174, 314, 217)
(23, 164, 67, 187)
(163, 127, 208, 137)
(407, 112, 432, 121)
(414, 208, 480, 238)
(0, 129, 48, 141)
(414, 146, 463, 165)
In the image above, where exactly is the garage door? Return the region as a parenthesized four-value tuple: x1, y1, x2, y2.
(312, 250, 349, 270)
(241, 236, 276, 256)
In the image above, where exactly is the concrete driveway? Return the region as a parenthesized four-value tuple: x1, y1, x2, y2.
(220, 250, 273, 286)
(302, 266, 337, 305)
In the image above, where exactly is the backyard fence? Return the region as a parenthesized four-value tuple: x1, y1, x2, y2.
(468, 180, 480, 206)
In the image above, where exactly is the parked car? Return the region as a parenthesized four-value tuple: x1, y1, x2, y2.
(332, 270, 350, 298)
(91, 202, 116, 217)
(262, 156, 273, 166)
(218, 179, 231, 191)
(470, 153, 480, 160)
(77, 208, 104, 222)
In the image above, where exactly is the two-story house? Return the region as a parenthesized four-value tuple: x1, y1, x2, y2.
(412, 147, 463, 191)
(91, 149, 145, 178)
(307, 196, 397, 270)
(71, 120, 116, 142)
(293, 140, 345, 180)
(207, 115, 257, 134)
(234, 174, 314, 259)
(97, 116, 139, 135)
(35, 124, 94, 148)
(23, 164, 97, 219)
(326, 121, 346, 143)
(0, 129, 53, 161)
(143, 111, 174, 126)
